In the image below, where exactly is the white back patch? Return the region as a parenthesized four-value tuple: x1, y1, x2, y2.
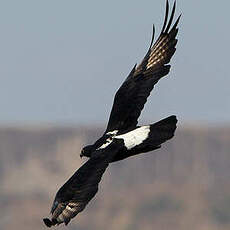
(97, 130, 118, 150)
(97, 138, 113, 150)
(115, 126, 150, 150)
(106, 130, 118, 135)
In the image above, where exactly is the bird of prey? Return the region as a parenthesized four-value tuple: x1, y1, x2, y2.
(43, 1, 180, 227)
(81, 1, 180, 162)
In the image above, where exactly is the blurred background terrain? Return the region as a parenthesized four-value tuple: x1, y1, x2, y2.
(1, 125, 230, 230)
(0, 0, 230, 229)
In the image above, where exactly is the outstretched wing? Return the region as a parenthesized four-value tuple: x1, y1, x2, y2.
(43, 139, 123, 227)
(105, 1, 181, 133)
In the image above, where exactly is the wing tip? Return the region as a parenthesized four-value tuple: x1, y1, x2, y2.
(171, 14, 181, 32)
(161, 0, 170, 34)
(161, 0, 180, 35)
(43, 218, 53, 228)
(165, 0, 176, 33)
(149, 24, 155, 49)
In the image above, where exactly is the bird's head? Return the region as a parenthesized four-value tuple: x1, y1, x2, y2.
(80, 145, 94, 158)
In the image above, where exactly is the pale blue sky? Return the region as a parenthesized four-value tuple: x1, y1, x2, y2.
(0, 0, 229, 125)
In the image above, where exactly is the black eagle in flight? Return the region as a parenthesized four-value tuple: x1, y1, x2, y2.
(43, 1, 180, 227)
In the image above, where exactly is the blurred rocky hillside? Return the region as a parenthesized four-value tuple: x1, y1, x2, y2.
(0, 124, 230, 230)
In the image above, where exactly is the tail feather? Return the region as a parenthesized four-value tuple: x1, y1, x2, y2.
(133, 115, 177, 153)
(148, 115, 177, 147)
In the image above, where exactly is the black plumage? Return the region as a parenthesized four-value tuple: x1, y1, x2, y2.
(81, 0, 180, 161)
(44, 1, 180, 227)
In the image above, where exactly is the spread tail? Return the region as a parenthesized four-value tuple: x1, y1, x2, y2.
(146, 115, 177, 147)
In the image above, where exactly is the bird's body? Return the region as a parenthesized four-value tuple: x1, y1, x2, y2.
(44, 1, 180, 227)
(82, 115, 177, 162)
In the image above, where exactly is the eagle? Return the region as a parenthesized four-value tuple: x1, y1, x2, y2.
(43, 1, 180, 227)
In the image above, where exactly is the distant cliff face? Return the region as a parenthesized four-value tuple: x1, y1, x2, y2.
(1, 125, 230, 230)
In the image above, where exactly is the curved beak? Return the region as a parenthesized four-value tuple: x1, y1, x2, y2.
(80, 149, 84, 158)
